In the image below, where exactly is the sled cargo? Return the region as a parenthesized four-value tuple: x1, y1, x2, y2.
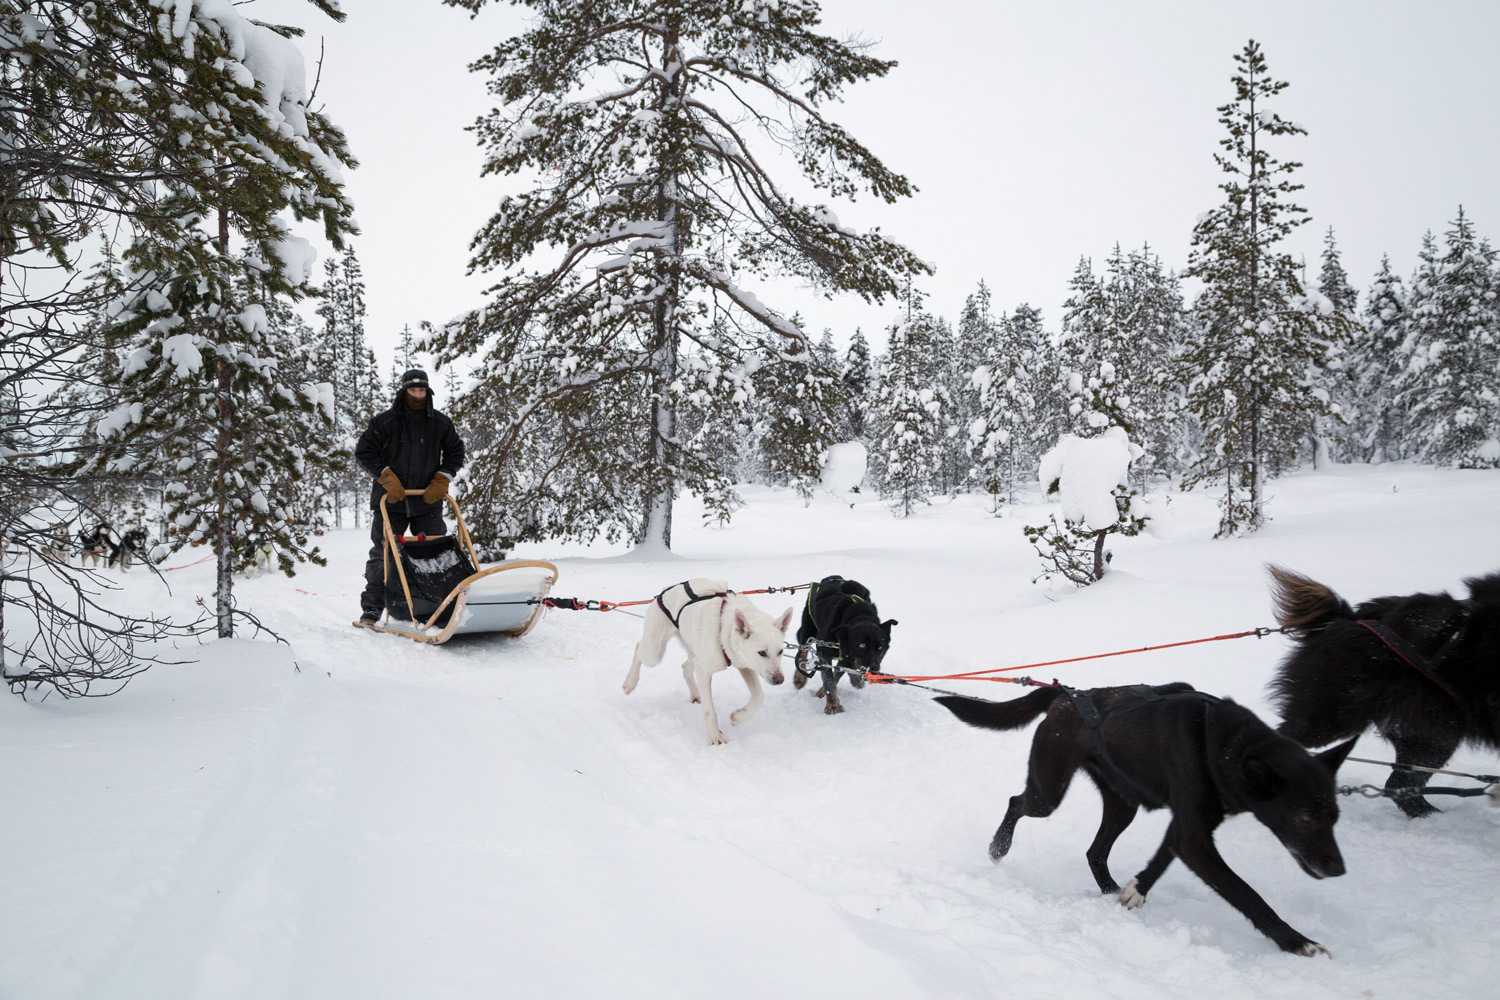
(359, 491, 558, 644)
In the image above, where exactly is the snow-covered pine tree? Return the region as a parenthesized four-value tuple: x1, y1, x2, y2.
(875, 304, 946, 516)
(953, 280, 1001, 505)
(398, 324, 417, 371)
(1114, 244, 1190, 480)
(1059, 256, 1110, 389)
(85, 3, 355, 638)
(1350, 255, 1407, 461)
(313, 247, 383, 525)
(1397, 208, 1500, 468)
(1009, 303, 1064, 472)
(840, 328, 874, 439)
(753, 347, 844, 501)
(1179, 40, 1346, 536)
(924, 311, 966, 495)
(968, 300, 1047, 509)
(1317, 227, 1358, 313)
(426, 0, 927, 551)
(1310, 227, 1361, 466)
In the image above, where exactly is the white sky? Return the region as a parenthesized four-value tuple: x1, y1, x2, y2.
(253, 0, 1500, 365)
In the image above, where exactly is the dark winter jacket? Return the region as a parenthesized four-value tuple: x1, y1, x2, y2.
(354, 389, 466, 513)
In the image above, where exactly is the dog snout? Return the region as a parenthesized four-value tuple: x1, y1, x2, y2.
(1291, 845, 1345, 880)
(769, 669, 785, 685)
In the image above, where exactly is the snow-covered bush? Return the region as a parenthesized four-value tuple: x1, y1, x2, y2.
(1024, 427, 1150, 586)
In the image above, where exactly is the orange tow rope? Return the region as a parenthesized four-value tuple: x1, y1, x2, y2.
(866, 627, 1283, 686)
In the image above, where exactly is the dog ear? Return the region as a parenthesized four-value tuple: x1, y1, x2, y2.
(734, 610, 751, 637)
(775, 607, 794, 633)
(1242, 756, 1283, 800)
(1316, 736, 1359, 775)
(881, 619, 898, 632)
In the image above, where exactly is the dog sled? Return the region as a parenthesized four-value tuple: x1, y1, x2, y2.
(355, 491, 558, 644)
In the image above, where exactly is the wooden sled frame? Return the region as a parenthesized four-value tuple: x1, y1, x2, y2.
(367, 490, 559, 644)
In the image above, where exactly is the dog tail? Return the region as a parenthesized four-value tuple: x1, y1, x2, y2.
(1465, 571, 1500, 605)
(934, 686, 1064, 732)
(1268, 564, 1353, 639)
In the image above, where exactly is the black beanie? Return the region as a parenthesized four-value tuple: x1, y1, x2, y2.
(400, 369, 429, 390)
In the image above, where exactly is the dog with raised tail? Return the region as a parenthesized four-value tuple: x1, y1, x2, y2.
(1268, 564, 1500, 817)
(623, 579, 794, 745)
(937, 683, 1356, 957)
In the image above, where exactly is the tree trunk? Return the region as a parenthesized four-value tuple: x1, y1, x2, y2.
(215, 205, 235, 637)
(642, 27, 684, 550)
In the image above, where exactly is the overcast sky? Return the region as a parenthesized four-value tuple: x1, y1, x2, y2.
(255, 0, 1500, 367)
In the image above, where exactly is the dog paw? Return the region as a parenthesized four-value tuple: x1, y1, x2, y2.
(823, 701, 844, 716)
(707, 733, 728, 746)
(1294, 941, 1331, 959)
(792, 671, 808, 690)
(1119, 879, 1147, 909)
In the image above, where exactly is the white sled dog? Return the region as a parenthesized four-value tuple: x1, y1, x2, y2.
(623, 579, 794, 745)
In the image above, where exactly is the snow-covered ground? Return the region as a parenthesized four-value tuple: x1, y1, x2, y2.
(4, 464, 1498, 999)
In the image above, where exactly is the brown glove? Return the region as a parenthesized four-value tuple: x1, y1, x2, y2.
(378, 468, 404, 505)
(422, 472, 451, 505)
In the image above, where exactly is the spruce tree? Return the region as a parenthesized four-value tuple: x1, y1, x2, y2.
(1397, 209, 1500, 468)
(426, 0, 927, 550)
(1059, 256, 1110, 385)
(969, 302, 1048, 508)
(875, 304, 945, 517)
(840, 328, 873, 439)
(1179, 40, 1346, 535)
(1115, 245, 1190, 480)
(1317, 227, 1359, 313)
(1351, 255, 1408, 461)
(82, 4, 356, 638)
(951, 281, 1000, 498)
(1310, 227, 1360, 466)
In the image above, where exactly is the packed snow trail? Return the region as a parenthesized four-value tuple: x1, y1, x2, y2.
(4, 469, 1500, 999)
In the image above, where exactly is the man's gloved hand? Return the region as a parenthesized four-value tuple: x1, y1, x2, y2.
(378, 468, 405, 505)
(422, 472, 451, 505)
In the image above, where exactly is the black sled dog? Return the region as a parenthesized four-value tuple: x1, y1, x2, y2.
(793, 575, 896, 715)
(937, 683, 1355, 956)
(1268, 564, 1500, 818)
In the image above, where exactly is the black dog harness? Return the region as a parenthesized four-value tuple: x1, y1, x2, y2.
(804, 577, 868, 637)
(1061, 684, 1221, 806)
(655, 581, 728, 630)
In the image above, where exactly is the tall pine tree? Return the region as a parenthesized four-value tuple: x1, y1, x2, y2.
(86, 4, 355, 638)
(426, 0, 927, 550)
(1179, 40, 1345, 535)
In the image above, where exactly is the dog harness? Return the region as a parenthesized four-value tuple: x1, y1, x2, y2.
(1355, 619, 1463, 702)
(655, 581, 728, 631)
(1061, 684, 1221, 807)
(804, 577, 868, 636)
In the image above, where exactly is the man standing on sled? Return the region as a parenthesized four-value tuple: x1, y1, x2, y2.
(354, 369, 466, 626)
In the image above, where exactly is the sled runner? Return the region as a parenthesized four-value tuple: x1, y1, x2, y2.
(355, 491, 558, 644)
